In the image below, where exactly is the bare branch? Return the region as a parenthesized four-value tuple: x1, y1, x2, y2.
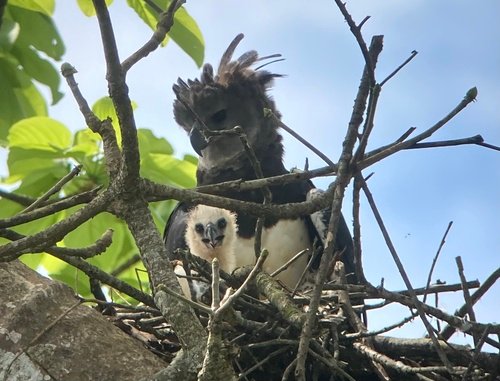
(0, 187, 101, 229)
(93, 0, 140, 184)
(0, 192, 110, 259)
(0, 189, 35, 206)
(268, 111, 336, 167)
(476, 140, 500, 151)
(0, 228, 153, 305)
(455, 256, 479, 345)
(379, 50, 418, 87)
(121, 0, 185, 72)
(61, 63, 121, 176)
(334, 0, 375, 85)
(440, 267, 500, 340)
(423, 221, 453, 304)
(193, 165, 336, 195)
(19, 165, 82, 214)
(407, 135, 484, 149)
(361, 87, 478, 169)
(359, 176, 454, 371)
(142, 178, 335, 220)
(295, 35, 384, 381)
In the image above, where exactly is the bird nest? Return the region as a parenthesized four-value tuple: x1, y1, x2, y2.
(107, 250, 499, 381)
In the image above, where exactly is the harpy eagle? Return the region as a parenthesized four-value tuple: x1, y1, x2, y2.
(164, 34, 355, 290)
(174, 204, 238, 298)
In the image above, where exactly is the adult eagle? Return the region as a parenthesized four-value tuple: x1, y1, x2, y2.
(164, 34, 355, 290)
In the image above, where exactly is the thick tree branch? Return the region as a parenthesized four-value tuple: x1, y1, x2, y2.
(92, 0, 140, 185)
(112, 197, 208, 379)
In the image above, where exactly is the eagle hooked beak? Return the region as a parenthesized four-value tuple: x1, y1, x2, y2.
(202, 222, 224, 249)
(189, 122, 209, 156)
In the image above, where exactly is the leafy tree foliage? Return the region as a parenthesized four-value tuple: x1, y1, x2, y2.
(0, 0, 203, 299)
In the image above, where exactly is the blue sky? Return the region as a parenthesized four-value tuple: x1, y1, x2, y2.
(5, 1, 500, 347)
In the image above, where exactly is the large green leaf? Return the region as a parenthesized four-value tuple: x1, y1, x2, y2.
(141, 152, 196, 188)
(68, 129, 102, 159)
(0, 4, 63, 142)
(12, 78, 48, 118)
(12, 44, 63, 104)
(44, 256, 92, 296)
(9, 5, 65, 60)
(138, 128, 173, 155)
(9, 0, 55, 16)
(63, 211, 136, 269)
(92, 96, 138, 147)
(126, 0, 204, 67)
(0, 56, 48, 143)
(169, 7, 204, 67)
(0, 18, 20, 50)
(138, 126, 197, 186)
(8, 116, 72, 151)
(127, 0, 160, 35)
(6, 148, 62, 181)
(6, 117, 71, 184)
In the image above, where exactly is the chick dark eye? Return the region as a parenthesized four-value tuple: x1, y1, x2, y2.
(195, 223, 204, 234)
(217, 218, 227, 229)
(211, 109, 227, 123)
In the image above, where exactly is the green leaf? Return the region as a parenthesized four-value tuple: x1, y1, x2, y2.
(183, 154, 198, 165)
(8, 116, 72, 151)
(170, 7, 204, 67)
(126, 0, 204, 67)
(63, 211, 138, 272)
(76, 0, 114, 17)
(92, 96, 121, 145)
(0, 19, 20, 51)
(138, 128, 173, 155)
(13, 77, 48, 117)
(67, 129, 101, 158)
(6, 158, 69, 194)
(34, 254, 68, 275)
(9, 0, 55, 16)
(6, 148, 61, 181)
(0, 56, 48, 142)
(41, 256, 92, 296)
(19, 252, 45, 270)
(92, 96, 138, 147)
(9, 5, 65, 60)
(141, 152, 196, 188)
(5, 117, 71, 182)
(126, 0, 158, 32)
(12, 44, 63, 104)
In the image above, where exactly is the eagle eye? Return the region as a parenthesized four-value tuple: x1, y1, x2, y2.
(217, 218, 227, 229)
(195, 223, 204, 234)
(210, 109, 227, 124)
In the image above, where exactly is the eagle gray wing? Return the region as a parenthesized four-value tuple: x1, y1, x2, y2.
(163, 202, 192, 260)
(306, 187, 356, 283)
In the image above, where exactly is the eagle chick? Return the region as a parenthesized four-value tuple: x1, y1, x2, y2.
(185, 204, 238, 274)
